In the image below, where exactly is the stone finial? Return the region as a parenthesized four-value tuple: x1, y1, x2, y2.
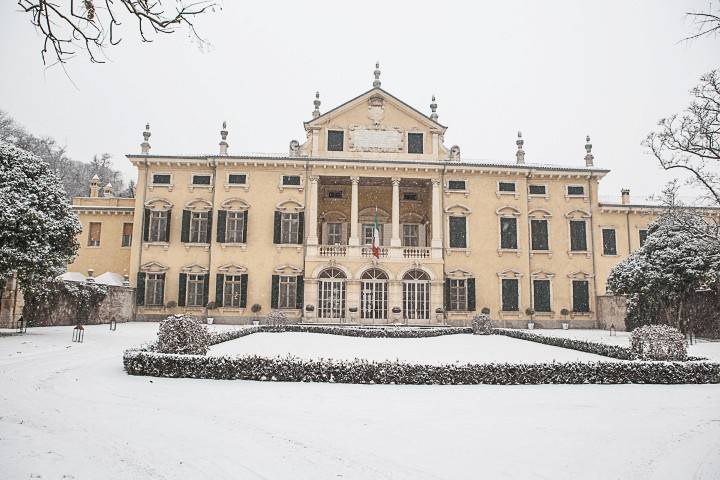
(621, 188, 630, 205)
(430, 95, 438, 122)
(373, 62, 381, 88)
(123, 274, 130, 287)
(141, 123, 151, 154)
(584, 135, 594, 167)
(90, 174, 100, 198)
(516, 131, 525, 165)
(86, 269, 95, 282)
(219, 121, 229, 155)
(289, 139, 300, 156)
(103, 183, 113, 197)
(312, 91, 321, 118)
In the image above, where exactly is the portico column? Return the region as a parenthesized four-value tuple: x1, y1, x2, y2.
(391, 177, 401, 247)
(431, 179, 442, 249)
(349, 176, 360, 246)
(307, 175, 319, 245)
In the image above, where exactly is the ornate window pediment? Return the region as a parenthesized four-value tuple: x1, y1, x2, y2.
(140, 261, 169, 272)
(321, 210, 347, 222)
(144, 198, 173, 211)
(567, 271, 593, 279)
(220, 198, 250, 211)
(276, 199, 304, 213)
(496, 206, 521, 217)
(446, 268, 473, 279)
(359, 207, 389, 223)
(497, 268, 523, 279)
(184, 198, 212, 212)
(400, 212, 426, 223)
(565, 209, 592, 219)
(218, 263, 248, 274)
(274, 264, 303, 275)
(531, 270, 555, 279)
(528, 208, 553, 219)
(181, 263, 209, 274)
(444, 203, 471, 216)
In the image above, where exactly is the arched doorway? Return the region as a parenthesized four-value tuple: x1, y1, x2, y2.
(360, 268, 388, 322)
(317, 268, 346, 320)
(403, 269, 430, 322)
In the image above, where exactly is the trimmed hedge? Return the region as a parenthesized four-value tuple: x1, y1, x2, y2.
(123, 350, 720, 384)
(208, 324, 472, 342)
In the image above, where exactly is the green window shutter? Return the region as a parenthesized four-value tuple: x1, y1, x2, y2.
(502, 279, 519, 311)
(467, 278, 476, 311)
(202, 274, 209, 307)
(271, 274, 279, 309)
(216, 210, 227, 243)
(143, 209, 150, 242)
(533, 280, 551, 312)
(136, 272, 146, 305)
(178, 273, 187, 306)
(573, 280, 590, 312)
(444, 278, 451, 310)
(206, 211, 213, 244)
(273, 211, 281, 244)
(165, 210, 172, 242)
(158, 273, 165, 305)
(215, 273, 224, 307)
(181, 210, 191, 243)
(242, 210, 248, 243)
(296, 275, 304, 309)
(297, 212, 305, 244)
(240, 274, 248, 308)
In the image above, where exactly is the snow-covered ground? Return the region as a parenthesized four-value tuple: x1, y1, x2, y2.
(209, 331, 620, 364)
(531, 328, 720, 361)
(1, 323, 719, 480)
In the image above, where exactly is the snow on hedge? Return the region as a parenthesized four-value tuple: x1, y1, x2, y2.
(630, 324, 687, 361)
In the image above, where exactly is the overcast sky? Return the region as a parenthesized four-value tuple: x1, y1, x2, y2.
(0, 1, 716, 201)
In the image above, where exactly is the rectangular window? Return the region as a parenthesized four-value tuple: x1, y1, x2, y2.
(500, 217, 518, 249)
(567, 185, 585, 196)
(499, 181, 516, 192)
(533, 279, 551, 312)
(402, 192, 419, 201)
(408, 132, 423, 154)
(448, 180, 466, 191)
(121, 222, 133, 247)
(149, 211, 168, 242)
(327, 130, 344, 151)
(572, 280, 590, 312)
(226, 211, 246, 243)
(362, 223, 381, 245)
(189, 211, 209, 243)
(223, 275, 245, 308)
(326, 222, 342, 245)
(186, 274, 205, 307)
(228, 173, 247, 185)
(530, 219, 549, 251)
(145, 273, 165, 307)
(529, 184, 546, 195)
(449, 217, 467, 249)
(449, 279, 467, 311)
(281, 212, 300, 244)
(192, 174, 211, 185)
(570, 220, 588, 251)
(87, 222, 101, 247)
(282, 175, 301, 186)
(278, 276, 298, 309)
(152, 173, 171, 185)
(328, 190, 343, 199)
(403, 224, 419, 247)
(501, 278, 519, 311)
(639, 229, 648, 246)
(602, 228, 617, 255)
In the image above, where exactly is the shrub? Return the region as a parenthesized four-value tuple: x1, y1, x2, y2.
(481, 307, 491, 315)
(156, 314, 210, 355)
(630, 325, 687, 361)
(471, 314, 492, 335)
(266, 310, 289, 327)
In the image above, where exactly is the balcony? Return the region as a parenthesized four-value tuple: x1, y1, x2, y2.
(315, 245, 434, 260)
(318, 245, 347, 257)
(361, 246, 389, 258)
(402, 247, 431, 259)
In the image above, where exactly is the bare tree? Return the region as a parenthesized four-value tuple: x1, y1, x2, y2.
(644, 70, 720, 207)
(685, 0, 720, 41)
(16, 0, 217, 65)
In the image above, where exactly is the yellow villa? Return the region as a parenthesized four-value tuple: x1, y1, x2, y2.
(66, 65, 660, 328)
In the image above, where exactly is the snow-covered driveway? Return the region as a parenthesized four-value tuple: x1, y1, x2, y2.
(1, 323, 719, 480)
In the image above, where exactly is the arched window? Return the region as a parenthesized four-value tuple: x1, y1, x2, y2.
(360, 268, 388, 321)
(318, 268, 346, 320)
(402, 269, 430, 321)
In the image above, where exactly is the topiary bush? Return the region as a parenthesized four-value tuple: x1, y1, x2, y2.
(156, 314, 210, 355)
(630, 324, 687, 361)
(266, 310, 289, 327)
(471, 313, 492, 335)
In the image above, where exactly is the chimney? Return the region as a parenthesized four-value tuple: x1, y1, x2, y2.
(516, 131, 525, 164)
(141, 123, 151, 154)
(103, 183, 113, 197)
(584, 135, 594, 167)
(621, 188, 630, 205)
(219, 121, 229, 155)
(89, 175, 100, 198)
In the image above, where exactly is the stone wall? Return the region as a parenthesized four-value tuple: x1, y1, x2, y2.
(596, 295, 628, 331)
(0, 277, 23, 329)
(25, 284, 136, 327)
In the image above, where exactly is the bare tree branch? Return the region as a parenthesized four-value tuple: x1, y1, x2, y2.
(684, 0, 720, 41)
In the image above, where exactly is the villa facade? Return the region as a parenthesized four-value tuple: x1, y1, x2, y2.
(67, 66, 659, 327)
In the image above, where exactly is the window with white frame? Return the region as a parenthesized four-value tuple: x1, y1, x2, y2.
(567, 185, 585, 196)
(87, 222, 101, 247)
(501, 278, 519, 311)
(189, 211, 209, 243)
(326, 222, 342, 245)
(449, 217, 467, 248)
(500, 217, 518, 249)
(327, 130, 344, 152)
(530, 219, 549, 251)
(192, 174, 212, 185)
(281, 212, 300, 244)
(403, 224, 419, 247)
(570, 220, 588, 251)
(408, 132, 423, 154)
(121, 222, 133, 247)
(145, 273, 165, 306)
(448, 180, 466, 191)
(362, 223, 381, 245)
(223, 275, 245, 308)
(226, 211, 246, 243)
(149, 211, 168, 242)
(186, 274, 205, 307)
(572, 280, 590, 312)
(602, 228, 617, 255)
(152, 173, 171, 185)
(282, 175, 301, 186)
(532, 279, 551, 312)
(449, 279, 467, 311)
(498, 181, 516, 193)
(228, 173, 247, 185)
(278, 276, 298, 309)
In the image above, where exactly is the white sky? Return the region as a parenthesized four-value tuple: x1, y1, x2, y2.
(0, 1, 716, 201)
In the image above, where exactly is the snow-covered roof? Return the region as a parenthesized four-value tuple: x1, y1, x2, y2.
(94, 272, 125, 286)
(58, 271, 86, 282)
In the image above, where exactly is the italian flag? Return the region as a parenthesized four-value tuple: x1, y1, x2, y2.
(372, 208, 381, 258)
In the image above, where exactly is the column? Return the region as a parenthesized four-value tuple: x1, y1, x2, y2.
(431, 179, 443, 250)
(307, 176, 319, 245)
(349, 176, 360, 246)
(391, 177, 401, 247)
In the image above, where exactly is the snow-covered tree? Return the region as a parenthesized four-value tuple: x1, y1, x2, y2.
(607, 210, 720, 332)
(0, 141, 81, 293)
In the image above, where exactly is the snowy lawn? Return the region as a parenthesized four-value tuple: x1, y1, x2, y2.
(1, 323, 720, 480)
(530, 328, 720, 361)
(209, 331, 621, 364)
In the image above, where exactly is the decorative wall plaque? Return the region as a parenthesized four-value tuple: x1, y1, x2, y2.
(348, 125, 404, 152)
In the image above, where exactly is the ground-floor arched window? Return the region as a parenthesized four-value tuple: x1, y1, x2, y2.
(318, 268, 346, 320)
(361, 268, 388, 321)
(403, 269, 430, 321)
